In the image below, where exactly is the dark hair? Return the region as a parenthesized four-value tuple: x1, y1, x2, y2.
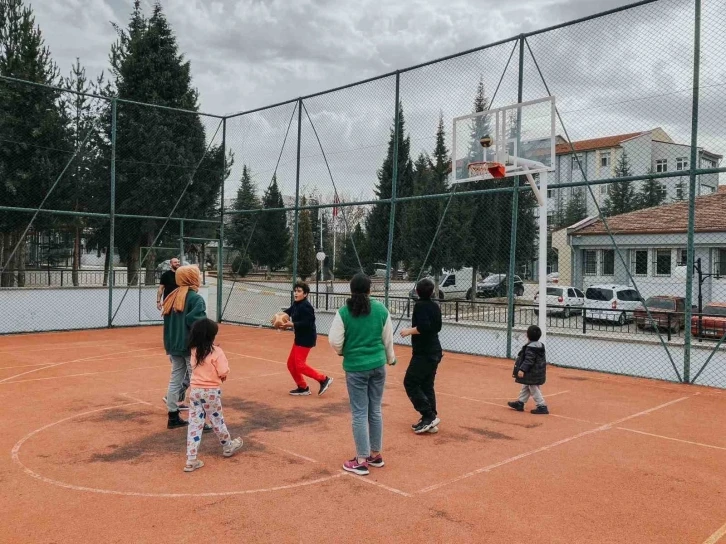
(347, 273, 371, 317)
(188, 318, 219, 367)
(294, 281, 310, 295)
(416, 278, 435, 300)
(527, 325, 542, 342)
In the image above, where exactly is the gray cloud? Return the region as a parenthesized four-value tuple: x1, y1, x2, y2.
(29, 0, 724, 200)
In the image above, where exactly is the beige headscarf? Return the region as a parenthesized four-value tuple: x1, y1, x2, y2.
(162, 265, 200, 315)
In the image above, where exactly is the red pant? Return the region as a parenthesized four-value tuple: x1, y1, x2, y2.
(287, 345, 325, 388)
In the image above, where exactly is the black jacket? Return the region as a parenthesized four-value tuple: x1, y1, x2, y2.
(513, 341, 546, 386)
(284, 298, 317, 348)
(411, 299, 442, 356)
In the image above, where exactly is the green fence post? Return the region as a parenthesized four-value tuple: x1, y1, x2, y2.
(291, 99, 303, 296)
(684, 0, 702, 383)
(217, 118, 226, 322)
(506, 35, 525, 358)
(384, 71, 401, 308)
(179, 219, 184, 262)
(107, 98, 117, 328)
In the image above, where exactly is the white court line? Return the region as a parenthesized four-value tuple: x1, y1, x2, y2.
(0, 362, 57, 370)
(11, 401, 345, 498)
(124, 371, 288, 396)
(417, 395, 691, 494)
(704, 521, 726, 544)
(0, 347, 162, 384)
(617, 427, 726, 452)
(341, 471, 412, 497)
(256, 441, 318, 464)
(0, 339, 153, 355)
(0, 365, 168, 385)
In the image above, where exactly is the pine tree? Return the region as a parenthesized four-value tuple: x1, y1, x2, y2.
(604, 151, 636, 216)
(635, 168, 667, 210)
(228, 165, 261, 265)
(108, 1, 226, 284)
(336, 223, 366, 280)
(0, 0, 67, 287)
(562, 188, 588, 227)
(257, 175, 289, 274)
(62, 58, 107, 286)
(366, 103, 413, 270)
(296, 196, 316, 281)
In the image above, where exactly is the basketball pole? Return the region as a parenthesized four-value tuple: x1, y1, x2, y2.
(537, 170, 547, 345)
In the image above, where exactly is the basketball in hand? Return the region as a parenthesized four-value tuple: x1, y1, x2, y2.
(272, 312, 290, 329)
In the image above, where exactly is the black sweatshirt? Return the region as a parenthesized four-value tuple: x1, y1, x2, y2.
(411, 299, 442, 356)
(283, 298, 317, 348)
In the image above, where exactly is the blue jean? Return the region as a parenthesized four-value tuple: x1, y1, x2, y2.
(166, 355, 191, 412)
(345, 365, 386, 458)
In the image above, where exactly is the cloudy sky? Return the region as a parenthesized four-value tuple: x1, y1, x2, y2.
(31, 0, 724, 199)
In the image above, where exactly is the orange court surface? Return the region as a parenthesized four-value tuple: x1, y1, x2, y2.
(1, 324, 726, 544)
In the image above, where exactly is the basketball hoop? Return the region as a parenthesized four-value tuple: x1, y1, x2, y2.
(468, 161, 506, 179)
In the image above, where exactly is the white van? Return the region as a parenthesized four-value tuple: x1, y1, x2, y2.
(584, 284, 643, 326)
(435, 268, 478, 300)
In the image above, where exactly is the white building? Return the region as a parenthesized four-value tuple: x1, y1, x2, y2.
(548, 128, 722, 221)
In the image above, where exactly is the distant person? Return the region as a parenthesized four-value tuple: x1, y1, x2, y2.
(184, 318, 243, 472)
(329, 273, 396, 476)
(162, 265, 207, 429)
(277, 281, 333, 397)
(400, 278, 443, 434)
(157, 257, 181, 311)
(508, 325, 549, 415)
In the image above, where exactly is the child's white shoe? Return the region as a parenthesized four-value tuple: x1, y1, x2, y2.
(184, 459, 204, 472)
(223, 437, 243, 457)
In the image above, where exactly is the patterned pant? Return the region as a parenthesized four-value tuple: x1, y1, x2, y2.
(186, 388, 231, 462)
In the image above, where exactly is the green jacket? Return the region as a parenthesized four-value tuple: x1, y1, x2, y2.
(163, 291, 207, 356)
(329, 299, 395, 373)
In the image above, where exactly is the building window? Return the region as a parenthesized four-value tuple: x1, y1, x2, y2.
(655, 159, 668, 173)
(677, 249, 688, 267)
(701, 158, 714, 169)
(631, 249, 648, 276)
(547, 188, 554, 198)
(676, 157, 689, 171)
(572, 154, 584, 170)
(716, 248, 726, 278)
(584, 250, 597, 276)
(654, 249, 672, 277)
(571, 186, 582, 197)
(601, 249, 615, 276)
(600, 183, 609, 195)
(600, 151, 611, 168)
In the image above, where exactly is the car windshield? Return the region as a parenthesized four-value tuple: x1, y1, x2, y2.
(703, 305, 726, 317)
(645, 298, 675, 310)
(482, 275, 504, 285)
(546, 287, 562, 296)
(586, 288, 613, 301)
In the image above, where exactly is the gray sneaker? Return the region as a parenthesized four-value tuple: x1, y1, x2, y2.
(223, 437, 243, 457)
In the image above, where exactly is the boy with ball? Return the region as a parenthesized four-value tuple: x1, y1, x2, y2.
(273, 281, 333, 397)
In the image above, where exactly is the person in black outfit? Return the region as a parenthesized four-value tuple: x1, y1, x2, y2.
(277, 281, 333, 397)
(157, 257, 181, 311)
(401, 278, 443, 434)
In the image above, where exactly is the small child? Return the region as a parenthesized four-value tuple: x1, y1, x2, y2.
(279, 281, 333, 397)
(184, 318, 243, 472)
(508, 325, 549, 415)
(401, 278, 443, 434)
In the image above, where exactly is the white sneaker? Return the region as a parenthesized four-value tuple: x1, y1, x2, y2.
(223, 437, 243, 457)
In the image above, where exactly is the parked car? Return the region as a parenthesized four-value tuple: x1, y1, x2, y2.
(691, 302, 726, 339)
(476, 274, 525, 299)
(409, 268, 478, 300)
(584, 284, 643, 326)
(534, 285, 585, 318)
(373, 263, 407, 280)
(547, 272, 560, 284)
(634, 296, 687, 333)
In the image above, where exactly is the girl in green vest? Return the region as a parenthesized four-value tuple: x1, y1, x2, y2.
(329, 273, 397, 476)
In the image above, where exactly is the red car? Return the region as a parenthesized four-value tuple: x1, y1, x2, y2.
(691, 302, 726, 339)
(634, 296, 686, 333)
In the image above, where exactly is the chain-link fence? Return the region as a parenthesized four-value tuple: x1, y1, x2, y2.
(2, 0, 725, 387)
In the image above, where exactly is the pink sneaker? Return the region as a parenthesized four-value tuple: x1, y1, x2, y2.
(366, 454, 384, 468)
(342, 457, 369, 476)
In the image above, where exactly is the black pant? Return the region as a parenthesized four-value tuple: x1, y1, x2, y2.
(403, 352, 442, 419)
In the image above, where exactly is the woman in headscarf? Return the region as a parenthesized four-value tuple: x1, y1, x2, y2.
(162, 265, 207, 429)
